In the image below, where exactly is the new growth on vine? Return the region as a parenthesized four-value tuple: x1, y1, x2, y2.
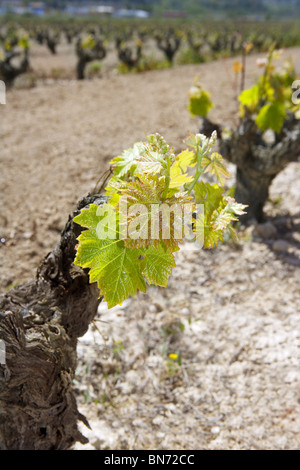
(95, 198, 205, 249)
(73, 132, 247, 308)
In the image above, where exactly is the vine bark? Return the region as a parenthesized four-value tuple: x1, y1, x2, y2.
(0, 194, 106, 450)
(200, 114, 300, 222)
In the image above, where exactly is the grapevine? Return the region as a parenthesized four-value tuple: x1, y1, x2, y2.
(73, 132, 246, 308)
(187, 47, 300, 222)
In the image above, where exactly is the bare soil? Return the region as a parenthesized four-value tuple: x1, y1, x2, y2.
(0, 43, 299, 450)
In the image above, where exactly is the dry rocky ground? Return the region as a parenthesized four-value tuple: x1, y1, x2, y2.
(0, 40, 299, 450)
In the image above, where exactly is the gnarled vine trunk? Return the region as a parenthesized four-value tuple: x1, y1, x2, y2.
(75, 38, 106, 80)
(200, 115, 300, 222)
(0, 48, 29, 88)
(0, 194, 106, 450)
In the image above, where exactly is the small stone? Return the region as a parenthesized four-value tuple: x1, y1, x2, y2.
(149, 304, 158, 313)
(272, 239, 289, 253)
(211, 426, 220, 434)
(256, 222, 277, 239)
(154, 303, 164, 312)
(47, 215, 62, 231)
(72, 442, 95, 450)
(284, 370, 298, 383)
(152, 415, 164, 426)
(181, 307, 190, 316)
(23, 231, 34, 240)
(118, 381, 135, 395)
(132, 418, 145, 428)
(243, 224, 256, 237)
(125, 370, 139, 385)
(262, 129, 275, 145)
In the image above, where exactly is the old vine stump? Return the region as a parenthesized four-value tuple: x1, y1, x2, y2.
(201, 114, 300, 222)
(0, 194, 105, 450)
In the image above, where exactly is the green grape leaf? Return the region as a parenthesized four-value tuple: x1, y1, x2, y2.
(134, 150, 165, 176)
(173, 149, 196, 171)
(210, 197, 246, 242)
(169, 149, 195, 189)
(73, 203, 101, 230)
(201, 152, 231, 186)
(88, 239, 147, 309)
(82, 35, 97, 50)
(239, 83, 260, 113)
(295, 107, 300, 119)
(204, 227, 224, 249)
(183, 133, 203, 149)
(223, 197, 248, 216)
(193, 186, 246, 249)
(119, 173, 166, 206)
(184, 131, 217, 157)
(73, 202, 181, 307)
(104, 176, 128, 206)
(188, 86, 214, 117)
(110, 134, 175, 180)
(169, 172, 193, 189)
(146, 133, 174, 159)
(18, 35, 29, 50)
(255, 102, 286, 133)
(141, 244, 177, 287)
(118, 173, 191, 250)
(193, 210, 223, 249)
(212, 211, 237, 231)
(194, 181, 224, 217)
(261, 77, 275, 102)
(110, 142, 145, 178)
(74, 204, 147, 308)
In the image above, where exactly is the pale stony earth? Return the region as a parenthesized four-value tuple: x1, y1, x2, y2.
(0, 39, 299, 450)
